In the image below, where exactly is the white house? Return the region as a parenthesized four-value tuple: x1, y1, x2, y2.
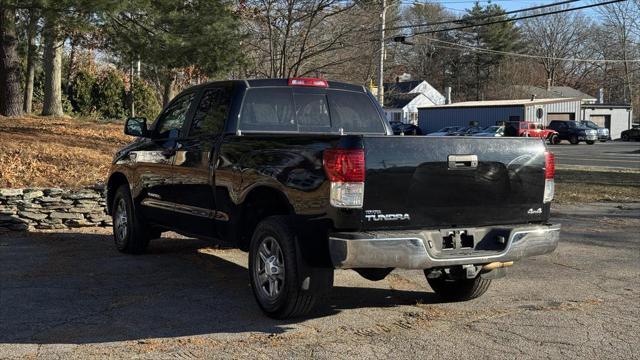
(383, 80, 445, 124)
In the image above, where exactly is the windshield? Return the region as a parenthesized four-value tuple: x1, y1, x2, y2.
(239, 88, 386, 134)
(483, 126, 501, 133)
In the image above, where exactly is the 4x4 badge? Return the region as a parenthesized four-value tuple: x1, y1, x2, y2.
(527, 208, 542, 215)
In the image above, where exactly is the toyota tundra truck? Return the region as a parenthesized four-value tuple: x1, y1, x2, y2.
(106, 78, 561, 319)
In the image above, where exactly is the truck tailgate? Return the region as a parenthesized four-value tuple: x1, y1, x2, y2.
(362, 136, 549, 230)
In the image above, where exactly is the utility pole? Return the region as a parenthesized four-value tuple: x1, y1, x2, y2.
(130, 59, 135, 117)
(377, 0, 387, 107)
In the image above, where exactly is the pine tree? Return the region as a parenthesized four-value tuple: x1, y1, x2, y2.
(0, 2, 23, 117)
(460, 3, 520, 100)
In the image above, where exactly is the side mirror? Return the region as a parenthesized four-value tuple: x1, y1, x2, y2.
(124, 117, 149, 137)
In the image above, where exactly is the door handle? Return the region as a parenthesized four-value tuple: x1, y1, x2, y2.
(448, 155, 478, 170)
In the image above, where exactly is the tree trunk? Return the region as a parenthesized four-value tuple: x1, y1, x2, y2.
(0, 5, 23, 117)
(162, 72, 175, 107)
(23, 8, 38, 114)
(42, 13, 64, 117)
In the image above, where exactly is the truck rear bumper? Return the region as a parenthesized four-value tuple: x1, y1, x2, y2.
(329, 223, 561, 269)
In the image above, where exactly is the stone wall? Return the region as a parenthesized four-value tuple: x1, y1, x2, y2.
(0, 186, 111, 231)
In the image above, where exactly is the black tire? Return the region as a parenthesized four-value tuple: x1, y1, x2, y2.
(249, 216, 333, 319)
(355, 268, 394, 281)
(111, 185, 153, 254)
(622, 134, 629, 141)
(569, 135, 579, 145)
(549, 134, 560, 145)
(586, 140, 595, 145)
(425, 272, 491, 301)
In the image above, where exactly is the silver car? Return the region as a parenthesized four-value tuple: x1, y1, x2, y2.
(475, 126, 505, 137)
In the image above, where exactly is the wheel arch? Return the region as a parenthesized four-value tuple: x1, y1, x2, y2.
(236, 186, 295, 251)
(106, 172, 129, 215)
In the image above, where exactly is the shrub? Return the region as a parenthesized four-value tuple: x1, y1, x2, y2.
(68, 69, 97, 115)
(93, 69, 126, 120)
(132, 78, 162, 122)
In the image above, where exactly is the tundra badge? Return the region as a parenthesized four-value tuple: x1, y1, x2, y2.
(365, 210, 410, 221)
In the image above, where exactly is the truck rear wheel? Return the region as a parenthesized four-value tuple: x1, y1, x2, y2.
(424, 272, 491, 301)
(249, 216, 333, 319)
(112, 185, 156, 254)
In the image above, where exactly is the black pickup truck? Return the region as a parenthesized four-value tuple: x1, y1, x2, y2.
(107, 78, 561, 319)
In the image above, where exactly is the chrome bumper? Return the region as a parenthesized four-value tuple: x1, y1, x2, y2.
(329, 223, 561, 269)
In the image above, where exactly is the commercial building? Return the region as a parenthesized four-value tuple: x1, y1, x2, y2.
(418, 98, 582, 134)
(581, 103, 633, 140)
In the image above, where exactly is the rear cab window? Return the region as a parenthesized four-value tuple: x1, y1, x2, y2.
(238, 87, 386, 134)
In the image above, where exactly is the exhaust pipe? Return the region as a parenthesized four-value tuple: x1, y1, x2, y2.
(482, 261, 513, 271)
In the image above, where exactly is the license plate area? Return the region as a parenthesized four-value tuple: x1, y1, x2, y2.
(424, 227, 511, 258)
(442, 230, 474, 250)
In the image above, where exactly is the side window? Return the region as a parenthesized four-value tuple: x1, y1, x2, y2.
(190, 87, 232, 137)
(154, 93, 195, 138)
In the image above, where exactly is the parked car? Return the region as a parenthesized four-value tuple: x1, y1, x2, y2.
(476, 125, 505, 137)
(547, 120, 598, 145)
(426, 126, 460, 136)
(621, 127, 640, 141)
(449, 126, 483, 136)
(107, 77, 561, 319)
(505, 121, 559, 144)
(389, 121, 422, 135)
(578, 120, 610, 142)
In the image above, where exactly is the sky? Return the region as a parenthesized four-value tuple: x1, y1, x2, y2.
(399, 0, 602, 18)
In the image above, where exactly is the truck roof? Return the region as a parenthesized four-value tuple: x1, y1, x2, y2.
(189, 78, 367, 93)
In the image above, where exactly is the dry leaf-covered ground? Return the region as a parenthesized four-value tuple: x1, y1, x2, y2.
(0, 116, 129, 189)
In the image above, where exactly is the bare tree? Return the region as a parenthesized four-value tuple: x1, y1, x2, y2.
(597, 1, 639, 103)
(520, 6, 592, 87)
(240, 0, 376, 79)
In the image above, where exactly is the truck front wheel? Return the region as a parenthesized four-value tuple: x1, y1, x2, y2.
(112, 185, 158, 254)
(569, 135, 579, 145)
(424, 272, 491, 301)
(249, 216, 333, 319)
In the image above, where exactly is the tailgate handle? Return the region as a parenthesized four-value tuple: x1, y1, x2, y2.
(448, 155, 478, 170)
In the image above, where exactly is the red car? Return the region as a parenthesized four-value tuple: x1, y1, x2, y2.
(506, 121, 559, 144)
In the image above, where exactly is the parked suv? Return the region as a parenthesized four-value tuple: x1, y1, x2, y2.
(547, 120, 597, 145)
(107, 78, 560, 318)
(578, 120, 610, 142)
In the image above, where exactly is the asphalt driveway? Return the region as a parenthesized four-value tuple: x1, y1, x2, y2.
(1, 203, 639, 359)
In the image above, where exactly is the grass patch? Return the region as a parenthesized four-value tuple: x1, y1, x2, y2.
(0, 116, 129, 189)
(555, 169, 640, 204)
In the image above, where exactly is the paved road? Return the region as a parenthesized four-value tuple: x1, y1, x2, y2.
(1, 203, 639, 359)
(549, 141, 640, 169)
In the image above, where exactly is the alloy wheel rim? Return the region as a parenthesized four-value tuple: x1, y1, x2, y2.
(114, 198, 128, 245)
(254, 236, 285, 300)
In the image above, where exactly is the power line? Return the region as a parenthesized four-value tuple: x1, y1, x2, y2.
(417, 36, 640, 63)
(396, 0, 625, 38)
(387, 0, 580, 32)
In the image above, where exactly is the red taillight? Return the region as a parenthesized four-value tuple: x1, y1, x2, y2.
(323, 149, 365, 182)
(545, 151, 555, 179)
(288, 77, 329, 87)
